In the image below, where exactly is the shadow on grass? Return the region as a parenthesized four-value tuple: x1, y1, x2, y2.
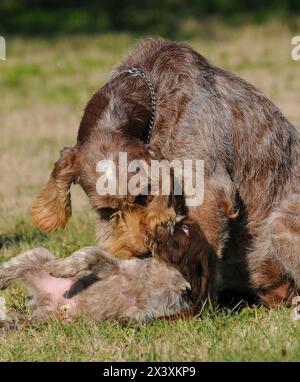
(218, 292, 259, 313)
(0, 229, 48, 250)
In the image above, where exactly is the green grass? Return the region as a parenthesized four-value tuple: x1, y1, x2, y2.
(1, 211, 300, 361)
(1, 22, 300, 361)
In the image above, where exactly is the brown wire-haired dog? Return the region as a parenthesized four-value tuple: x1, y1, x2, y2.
(31, 38, 300, 306)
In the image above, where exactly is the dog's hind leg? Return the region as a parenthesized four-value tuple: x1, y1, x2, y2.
(0, 249, 55, 328)
(248, 199, 300, 306)
(44, 246, 114, 277)
(0, 248, 82, 323)
(270, 202, 300, 287)
(0, 248, 54, 290)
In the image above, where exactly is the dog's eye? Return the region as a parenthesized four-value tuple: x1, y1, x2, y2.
(181, 224, 189, 236)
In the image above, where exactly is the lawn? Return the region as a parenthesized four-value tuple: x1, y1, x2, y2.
(0, 21, 300, 361)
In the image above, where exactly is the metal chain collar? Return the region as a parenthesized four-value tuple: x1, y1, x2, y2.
(113, 67, 156, 144)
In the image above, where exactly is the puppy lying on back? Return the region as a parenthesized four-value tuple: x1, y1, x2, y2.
(45, 214, 217, 315)
(0, 247, 191, 326)
(0, 217, 216, 326)
(50, 215, 218, 315)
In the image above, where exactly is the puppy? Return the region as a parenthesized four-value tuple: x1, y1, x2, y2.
(44, 214, 218, 315)
(0, 214, 218, 326)
(43, 184, 233, 314)
(0, 247, 191, 326)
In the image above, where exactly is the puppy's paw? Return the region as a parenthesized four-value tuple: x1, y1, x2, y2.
(45, 247, 99, 277)
(44, 259, 72, 277)
(44, 260, 79, 277)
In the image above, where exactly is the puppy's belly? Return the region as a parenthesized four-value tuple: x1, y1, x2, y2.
(29, 270, 78, 315)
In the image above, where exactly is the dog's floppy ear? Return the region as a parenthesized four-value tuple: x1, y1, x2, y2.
(31, 147, 78, 232)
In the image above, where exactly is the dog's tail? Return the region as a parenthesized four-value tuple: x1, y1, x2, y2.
(0, 248, 54, 289)
(31, 146, 79, 233)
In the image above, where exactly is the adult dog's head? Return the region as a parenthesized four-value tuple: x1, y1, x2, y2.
(31, 65, 161, 230)
(30, 136, 180, 232)
(31, 39, 191, 235)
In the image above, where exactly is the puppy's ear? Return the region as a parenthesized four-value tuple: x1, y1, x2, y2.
(31, 147, 78, 232)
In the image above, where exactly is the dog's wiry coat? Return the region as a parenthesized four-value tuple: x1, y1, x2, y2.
(31, 38, 300, 305)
